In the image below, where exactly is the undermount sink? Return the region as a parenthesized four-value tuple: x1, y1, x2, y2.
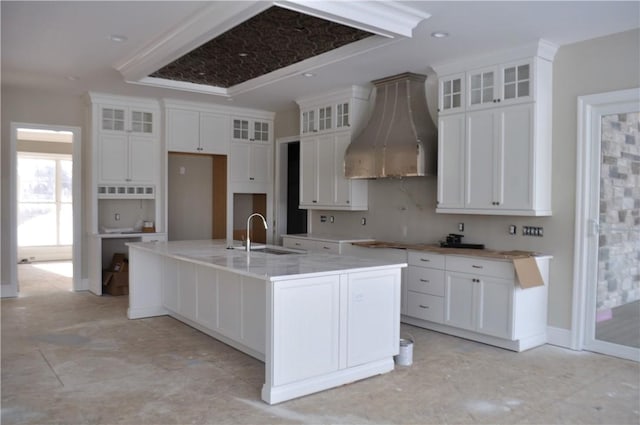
(231, 245, 303, 255)
(251, 247, 302, 255)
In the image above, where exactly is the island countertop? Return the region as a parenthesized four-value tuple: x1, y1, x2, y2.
(127, 239, 407, 281)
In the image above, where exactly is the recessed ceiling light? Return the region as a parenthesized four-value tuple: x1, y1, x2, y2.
(109, 34, 128, 43)
(302, 72, 315, 78)
(238, 52, 248, 57)
(431, 31, 449, 39)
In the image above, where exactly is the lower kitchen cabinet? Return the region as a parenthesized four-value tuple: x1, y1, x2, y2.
(402, 252, 550, 352)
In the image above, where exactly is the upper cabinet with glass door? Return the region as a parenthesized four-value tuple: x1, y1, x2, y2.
(298, 87, 369, 137)
(100, 105, 155, 135)
(438, 73, 465, 115)
(231, 117, 272, 143)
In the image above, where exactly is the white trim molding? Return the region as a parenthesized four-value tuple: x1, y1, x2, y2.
(115, 1, 427, 98)
(573, 87, 640, 357)
(546, 326, 573, 349)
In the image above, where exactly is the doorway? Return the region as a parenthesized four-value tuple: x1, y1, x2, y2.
(574, 88, 640, 361)
(275, 137, 308, 245)
(6, 123, 82, 297)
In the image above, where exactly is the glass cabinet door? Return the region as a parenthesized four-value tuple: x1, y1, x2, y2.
(101, 107, 125, 132)
(319, 106, 332, 131)
(337, 102, 350, 128)
(233, 119, 249, 140)
(130, 110, 153, 134)
(439, 75, 464, 114)
(468, 69, 496, 108)
(502, 62, 531, 101)
(253, 121, 269, 142)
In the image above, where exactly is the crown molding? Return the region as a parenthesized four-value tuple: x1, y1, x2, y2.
(114, 1, 428, 99)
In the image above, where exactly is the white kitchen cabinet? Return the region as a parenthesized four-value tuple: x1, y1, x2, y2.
(299, 131, 368, 210)
(301, 101, 353, 135)
(231, 117, 271, 143)
(436, 114, 465, 209)
(438, 73, 465, 115)
(196, 266, 218, 330)
(96, 106, 159, 185)
(281, 235, 372, 255)
(433, 40, 556, 216)
(166, 107, 229, 154)
(229, 142, 272, 186)
(401, 252, 550, 352)
(465, 103, 536, 211)
(406, 251, 446, 324)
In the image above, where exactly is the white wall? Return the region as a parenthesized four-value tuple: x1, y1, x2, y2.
(293, 29, 640, 330)
(1, 87, 85, 289)
(167, 153, 213, 240)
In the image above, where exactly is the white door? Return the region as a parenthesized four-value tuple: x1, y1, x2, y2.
(575, 88, 640, 361)
(98, 133, 128, 183)
(466, 110, 496, 209)
(476, 276, 513, 339)
(128, 135, 156, 183)
(250, 144, 271, 184)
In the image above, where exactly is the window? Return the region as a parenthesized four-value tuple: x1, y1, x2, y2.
(17, 153, 72, 247)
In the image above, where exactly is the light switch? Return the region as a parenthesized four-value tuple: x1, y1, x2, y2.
(179, 166, 186, 175)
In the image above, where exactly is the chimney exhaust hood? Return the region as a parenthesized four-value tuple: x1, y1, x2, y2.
(344, 72, 437, 179)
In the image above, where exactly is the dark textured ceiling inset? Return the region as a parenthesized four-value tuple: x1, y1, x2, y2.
(150, 6, 374, 88)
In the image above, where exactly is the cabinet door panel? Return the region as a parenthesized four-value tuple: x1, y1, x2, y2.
(167, 109, 199, 152)
(196, 266, 218, 330)
(466, 111, 496, 209)
(334, 133, 352, 206)
(477, 277, 513, 339)
(250, 144, 271, 184)
(200, 113, 229, 154)
(317, 136, 335, 205)
(178, 261, 197, 321)
(498, 104, 533, 210)
(98, 134, 128, 183)
(272, 276, 340, 386)
(437, 115, 465, 209)
(162, 258, 179, 312)
(229, 143, 250, 182)
(218, 270, 242, 339)
(444, 272, 475, 331)
(128, 136, 156, 183)
(347, 270, 400, 367)
(408, 266, 445, 296)
(241, 276, 266, 353)
(300, 139, 318, 205)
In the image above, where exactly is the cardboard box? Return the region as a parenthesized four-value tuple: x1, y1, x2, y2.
(103, 253, 129, 296)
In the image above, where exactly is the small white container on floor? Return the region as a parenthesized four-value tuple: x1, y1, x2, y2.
(395, 337, 414, 366)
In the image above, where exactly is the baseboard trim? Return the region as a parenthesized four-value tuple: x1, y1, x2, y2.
(1, 283, 17, 298)
(546, 326, 573, 349)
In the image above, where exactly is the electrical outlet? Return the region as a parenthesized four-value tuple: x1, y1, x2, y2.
(320, 215, 327, 223)
(115, 213, 120, 221)
(523, 226, 543, 237)
(458, 222, 464, 232)
(329, 216, 335, 223)
(361, 217, 367, 225)
(509, 225, 517, 235)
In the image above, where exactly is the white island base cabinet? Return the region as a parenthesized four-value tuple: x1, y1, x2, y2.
(126, 242, 402, 404)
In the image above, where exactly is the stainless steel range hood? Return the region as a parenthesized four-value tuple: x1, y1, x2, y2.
(344, 72, 437, 179)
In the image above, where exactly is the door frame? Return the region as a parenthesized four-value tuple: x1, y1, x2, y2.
(5, 122, 83, 296)
(274, 135, 310, 245)
(572, 88, 640, 360)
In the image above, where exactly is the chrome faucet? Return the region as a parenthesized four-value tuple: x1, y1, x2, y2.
(246, 213, 268, 252)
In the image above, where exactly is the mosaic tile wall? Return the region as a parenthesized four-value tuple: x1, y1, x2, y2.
(597, 111, 640, 311)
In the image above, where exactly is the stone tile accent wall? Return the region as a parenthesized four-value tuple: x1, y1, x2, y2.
(597, 112, 640, 311)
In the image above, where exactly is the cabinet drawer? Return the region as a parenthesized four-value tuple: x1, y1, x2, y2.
(315, 241, 340, 254)
(407, 292, 444, 323)
(445, 256, 514, 279)
(408, 251, 445, 269)
(282, 238, 316, 251)
(408, 267, 445, 296)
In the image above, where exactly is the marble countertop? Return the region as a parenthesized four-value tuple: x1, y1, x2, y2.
(351, 241, 549, 260)
(127, 239, 406, 281)
(282, 234, 374, 243)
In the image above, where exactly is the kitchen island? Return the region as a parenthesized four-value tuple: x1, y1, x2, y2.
(126, 240, 406, 404)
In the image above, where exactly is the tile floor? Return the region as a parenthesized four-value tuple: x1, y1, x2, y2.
(1, 262, 639, 424)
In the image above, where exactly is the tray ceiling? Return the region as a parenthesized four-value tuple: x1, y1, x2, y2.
(150, 6, 374, 88)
